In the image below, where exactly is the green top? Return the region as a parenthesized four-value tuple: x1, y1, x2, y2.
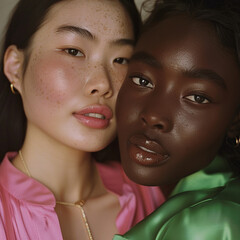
(114, 156, 240, 240)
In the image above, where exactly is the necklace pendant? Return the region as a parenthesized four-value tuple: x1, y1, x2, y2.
(75, 199, 85, 206)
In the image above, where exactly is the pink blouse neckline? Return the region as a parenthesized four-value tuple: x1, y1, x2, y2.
(0, 152, 164, 238)
(0, 152, 129, 204)
(0, 152, 56, 206)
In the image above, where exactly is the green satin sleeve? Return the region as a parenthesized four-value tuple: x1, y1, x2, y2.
(114, 200, 240, 240)
(113, 178, 240, 240)
(156, 198, 240, 240)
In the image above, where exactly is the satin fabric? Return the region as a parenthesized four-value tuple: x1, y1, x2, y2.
(0, 152, 165, 240)
(114, 156, 240, 240)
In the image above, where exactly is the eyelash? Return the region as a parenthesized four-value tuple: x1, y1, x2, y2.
(185, 94, 211, 104)
(60, 48, 129, 66)
(114, 58, 129, 65)
(128, 74, 213, 104)
(130, 75, 154, 89)
(63, 48, 84, 57)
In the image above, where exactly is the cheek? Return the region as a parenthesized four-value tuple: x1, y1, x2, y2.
(117, 84, 134, 120)
(25, 54, 82, 106)
(116, 87, 142, 152)
(112, 67, 128, 93)
(173, 111, 227, 163)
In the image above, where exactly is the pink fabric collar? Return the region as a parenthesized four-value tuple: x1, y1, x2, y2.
(0, 152, 163, 235)
(0, 152, 56, 206)
(0, 152, 125, 203)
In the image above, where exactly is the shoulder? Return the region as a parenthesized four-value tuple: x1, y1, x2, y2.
(158, 179, 240, 239)
(123, 179, 240, 240)
(160, 199, 240, 239)
(186, 177, 240, 221)
(175, 196, 240, 223)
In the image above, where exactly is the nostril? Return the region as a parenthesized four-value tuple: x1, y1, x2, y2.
(154, 124, 164, 130)
(141, 117, 147, 125)
(91, 89, 98, 94)
(141, 114, 171, 132)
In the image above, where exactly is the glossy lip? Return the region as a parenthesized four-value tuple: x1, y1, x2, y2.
(128, 134, 169, 167)
(73, 104, 113, 129)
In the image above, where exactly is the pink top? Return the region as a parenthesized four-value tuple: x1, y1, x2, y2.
(0, 152, 165, 240)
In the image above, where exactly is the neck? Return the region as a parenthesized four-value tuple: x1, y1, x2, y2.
(160, 182, 178, 198)
(13, 125, 99, 202)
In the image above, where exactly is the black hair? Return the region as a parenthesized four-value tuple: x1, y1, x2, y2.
(0, 0, 141, 162)
(142, 0, 240, 172)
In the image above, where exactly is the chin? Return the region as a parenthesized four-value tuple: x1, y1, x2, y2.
(132, 175, 158, 186)
(122, 164, 158, 186)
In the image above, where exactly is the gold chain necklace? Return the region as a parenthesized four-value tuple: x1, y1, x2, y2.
(19, 150, 94, 240)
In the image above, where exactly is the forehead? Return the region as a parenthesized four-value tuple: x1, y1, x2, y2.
(41, 0, 133, 38)
(134, 15, 240, 89)
(139, 16, 230, 66)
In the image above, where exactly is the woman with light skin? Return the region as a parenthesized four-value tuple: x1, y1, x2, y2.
(0, 0, 164, 239)
(114, 0, 240, 239)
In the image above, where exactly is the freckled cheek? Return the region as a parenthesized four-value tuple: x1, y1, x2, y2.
(26, 57, 85, 105)
(112, 67, 128, 93)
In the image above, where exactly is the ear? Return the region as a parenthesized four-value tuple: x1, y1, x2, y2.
(227, 111, 240, 138)
(4, 45, 25, 94)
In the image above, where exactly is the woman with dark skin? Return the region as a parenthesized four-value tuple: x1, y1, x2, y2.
(0, 0, 164, 239)
(114, 0, 240, 239)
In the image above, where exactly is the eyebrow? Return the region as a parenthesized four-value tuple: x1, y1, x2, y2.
(56, 25, 95, 40)
(56, 25, 135, 47)
(131, 51, 227, 89)
(112, 38, 135, 47)
(183, 68, 227, 89)
(130, 51, 161, 68)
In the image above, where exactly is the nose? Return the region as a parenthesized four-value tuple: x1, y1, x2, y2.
(140, 97, 173, 133)
(84, 63, 113, 98)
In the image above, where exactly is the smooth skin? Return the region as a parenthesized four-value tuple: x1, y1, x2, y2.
(4, 0, 134, 239)
(116, 15, 240, 188)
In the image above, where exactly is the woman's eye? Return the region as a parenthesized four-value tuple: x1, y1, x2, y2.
(131, 76, 154, 89)
(185, 94, 210, 104)
(64, 48, 84, 57)
(114, 58, 129, 65)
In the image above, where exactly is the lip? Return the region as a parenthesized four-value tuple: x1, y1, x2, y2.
(73, 104, 113, 129)
(128, 134, 169, 167)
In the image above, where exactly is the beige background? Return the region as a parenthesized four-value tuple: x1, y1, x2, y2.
(0, 0, 146, 40)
